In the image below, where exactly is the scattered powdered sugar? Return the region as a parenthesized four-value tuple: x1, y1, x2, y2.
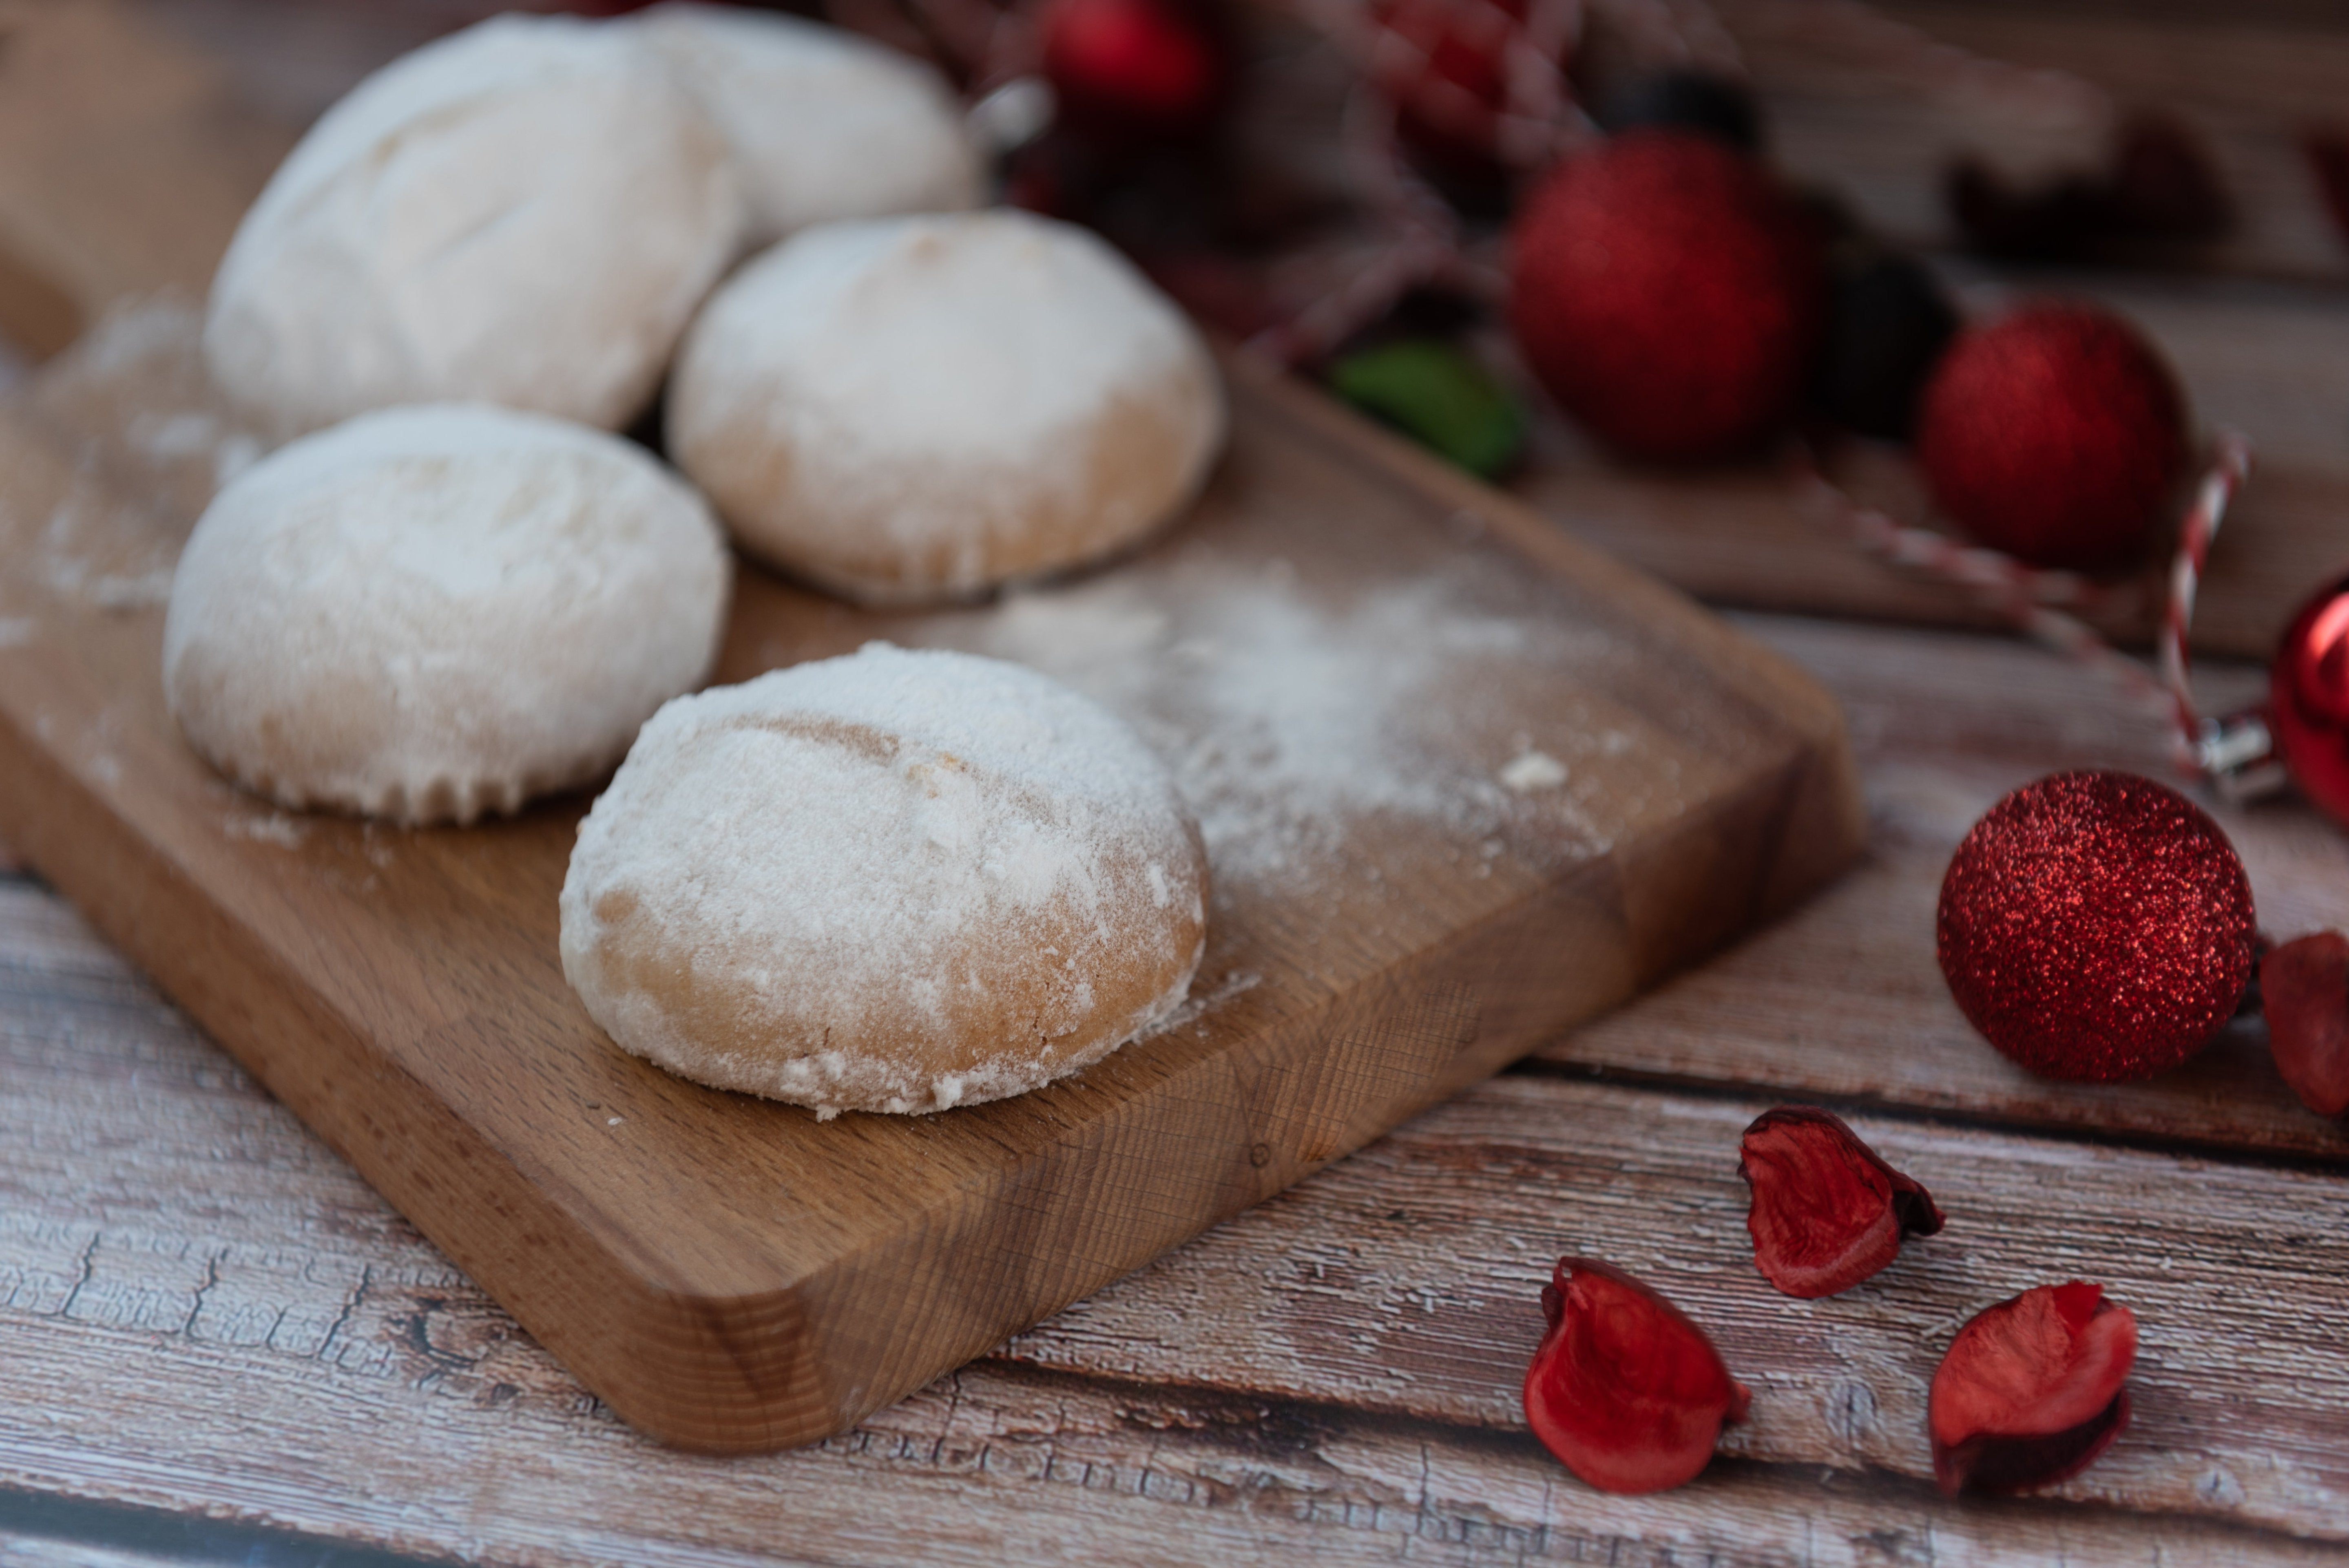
(1137, 969, 1261, 1043)
(36, 492, 177, 611)
(0, 617, 37, 648)
(128, 410, 262, 490)
(223, 811, 309, 849)
(1500, 749, 1569, 793)
(920, 552, 1633, 888)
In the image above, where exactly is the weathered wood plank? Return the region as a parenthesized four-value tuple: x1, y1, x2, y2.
(2, 899, 2344, 1563)
(1727, 1, 2349, 285)
(1538, 614, 2349, 1159)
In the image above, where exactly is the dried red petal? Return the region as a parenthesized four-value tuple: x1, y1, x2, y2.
(1739, 1106, 1945, 1298)
(2262, 932, 2349, 1117)
(1929, 1281, 2137, 1495)
(1523, 1258, 1750, 1494)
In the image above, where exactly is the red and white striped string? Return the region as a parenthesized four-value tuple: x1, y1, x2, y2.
(1810, 433, 2266, 788)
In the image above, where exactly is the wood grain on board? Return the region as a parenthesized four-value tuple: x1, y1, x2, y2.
(0, 289, 1863, 1453)
(6, 3, 2349, 1561)
(5, 848, 2347, 1565)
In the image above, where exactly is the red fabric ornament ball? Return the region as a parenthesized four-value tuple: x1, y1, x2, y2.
(1937, 770, 2256, 1083)
(1507, 130, 1821, 462)
(1914, 303, 2187, 571)
(1041, 0, 1223, 140)
(2270, 573, 2349, 829)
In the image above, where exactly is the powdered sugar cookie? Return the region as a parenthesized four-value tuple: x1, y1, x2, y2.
(668, 209, 1225, 604)
(205, 13, 743, 437)
(559, 644, 1208, 1116)
(163, 404, 731, 826)
(628, 4, 981, 249)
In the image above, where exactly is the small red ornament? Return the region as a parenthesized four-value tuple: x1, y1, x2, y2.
(1929, 1281, 2137, 1496)
(2269, 573, 2349, 828)
(1739, 1105, 1944, 1299)
(1522, 1257, 1748, 1494)
(2261, 932, 2349, 1117)
(1914, 303, 2187, 571)
(1367, 0, 1568, 181)
(1040, 0, 1224, 141)
(1508, 130, 1824, 462)
(1937, 769, 2256, 1082)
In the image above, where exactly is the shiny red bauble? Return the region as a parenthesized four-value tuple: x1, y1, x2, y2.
(1914, 303, 2187, 571)
(1937, 770, 2256, 1083)
(1508, 130, 1823, 462)
(2270, 574, 2349, 828)
(1041, 0, 1223, 140)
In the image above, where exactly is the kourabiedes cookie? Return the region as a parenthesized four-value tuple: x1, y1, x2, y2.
(668, 209, 1225, 605)
(163, 403, 731, 825)
(560, 644, 1208, 1116)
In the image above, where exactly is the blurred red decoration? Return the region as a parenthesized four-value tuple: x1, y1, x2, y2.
(1365, 0, 1575, 179)
(1950, 113, 2231, 263)
(2300, 127, 2349, 252)
(1914, 303, 2187, 571)
(1508, 129, 1823, 461)
(2270, 574, 2349, 828)
(2262, 932, 2349, 1117)
(1040, 0, 1224, 139)
(1936, 769, 2256, 1083)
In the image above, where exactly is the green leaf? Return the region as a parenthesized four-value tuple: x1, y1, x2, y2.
(1327, 339, 1526, 480)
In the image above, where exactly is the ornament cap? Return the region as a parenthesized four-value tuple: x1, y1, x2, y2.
(2192, 707, 2289, 804)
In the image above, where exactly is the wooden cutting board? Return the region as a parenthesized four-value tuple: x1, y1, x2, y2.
(0, 4, 1862, 1454)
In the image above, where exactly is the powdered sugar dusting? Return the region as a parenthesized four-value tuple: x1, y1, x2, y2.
(919, 552, 1635, 887)
(1500, 749, 1569, 793)
(561, 644, 1209, 1117)
(203, 12, 743, 435)
(670, 209, 1222, 601)
(163, 403, 732, 826)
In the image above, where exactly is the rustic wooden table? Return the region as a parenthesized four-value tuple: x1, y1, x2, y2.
(5, 2, 2349, 1564)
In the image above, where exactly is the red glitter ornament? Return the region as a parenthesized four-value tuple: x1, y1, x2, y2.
(1929, 1281, 2137, 1496)
(1040, 0, 1224, 141)
(1914, 303, 2187, 571)
(1936, 770, 2256, 1082)
(2269, 574, 2349, 828)
(1523, 1257, 1749, 1494)
(1508, 130, 1825, 462)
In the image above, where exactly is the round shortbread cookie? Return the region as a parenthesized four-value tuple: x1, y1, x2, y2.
(559, 644, 1209, 1117)
(628, 3, 981, 249)
(204, 13, 743, 437)
(668, 209, 1226, 605)
(162, 404, 732, 826)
